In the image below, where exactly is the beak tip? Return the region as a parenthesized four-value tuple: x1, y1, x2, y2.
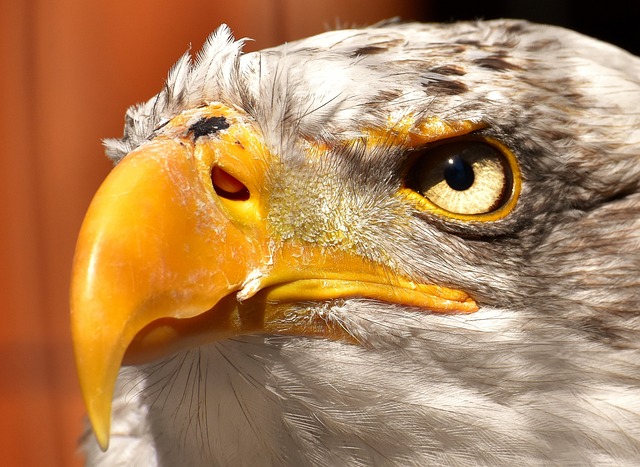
(96, 430, 110, 452)
(86, 396, 112, 451)
(73, 338, 119, 454)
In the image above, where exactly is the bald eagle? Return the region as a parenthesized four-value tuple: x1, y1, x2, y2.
(72, 20, 640, 465)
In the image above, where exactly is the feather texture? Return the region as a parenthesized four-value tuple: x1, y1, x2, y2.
(87, 20, 640, 465)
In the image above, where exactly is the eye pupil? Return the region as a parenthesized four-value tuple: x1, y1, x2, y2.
(444, 156, 474, 191)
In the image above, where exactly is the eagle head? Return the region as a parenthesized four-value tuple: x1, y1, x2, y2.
(72, 20, 640, 465)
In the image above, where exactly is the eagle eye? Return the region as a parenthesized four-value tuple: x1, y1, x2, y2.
(405, 139, 516, 217)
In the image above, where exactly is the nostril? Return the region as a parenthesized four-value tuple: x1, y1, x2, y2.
(211, 167, 250, 201)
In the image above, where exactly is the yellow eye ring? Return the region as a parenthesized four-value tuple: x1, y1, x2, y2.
(399, 136, 521, 222)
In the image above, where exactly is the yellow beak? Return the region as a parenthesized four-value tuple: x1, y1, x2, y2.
(71, 104, 477, 449)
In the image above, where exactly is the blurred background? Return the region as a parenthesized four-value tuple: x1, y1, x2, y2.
(0, 0, 636, 465)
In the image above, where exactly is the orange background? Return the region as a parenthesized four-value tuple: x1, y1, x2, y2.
(0, 1, 424, 465)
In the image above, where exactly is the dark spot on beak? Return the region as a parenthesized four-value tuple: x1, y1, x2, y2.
(189, 116, 230, 140)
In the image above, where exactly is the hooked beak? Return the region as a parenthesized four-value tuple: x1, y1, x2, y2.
(71, 104, 477, 449)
